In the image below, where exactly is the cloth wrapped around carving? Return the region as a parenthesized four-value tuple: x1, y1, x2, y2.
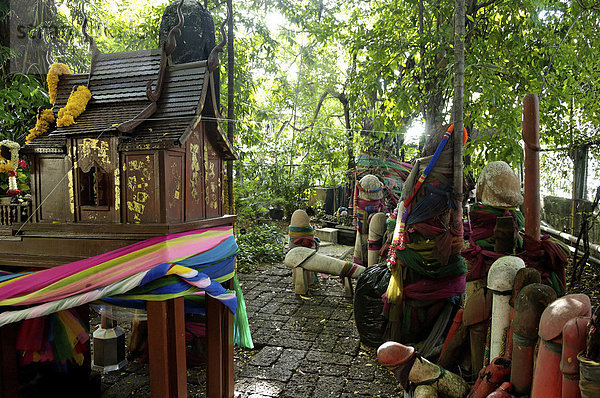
(463, 203, 567, 295)
(462, 203, 524, 281)
(355, 198, 386, 234)
(383, 126, 466, 343)
(521, 234, 568, 295)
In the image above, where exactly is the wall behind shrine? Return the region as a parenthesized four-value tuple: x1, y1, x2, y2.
(542, 196, 600, 245)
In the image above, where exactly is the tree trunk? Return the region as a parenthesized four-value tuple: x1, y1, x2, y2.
(453, 0, 465, 229)
(336, 93, 354, 174)
(226, 0, 234, 213)
(4, 0, 53, 76)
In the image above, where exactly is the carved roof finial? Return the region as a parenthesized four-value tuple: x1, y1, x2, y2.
(207, 13, 228, 72)
(164, 0, 185, 56)
(81, 2, 98, 56)
(42, 29, 54, 66)
(81, 2, 100, 86)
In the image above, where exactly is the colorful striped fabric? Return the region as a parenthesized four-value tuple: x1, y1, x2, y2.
(356, 154, 413, 206)
(0, 227, 239, 328)
(389, 125, 461, 253)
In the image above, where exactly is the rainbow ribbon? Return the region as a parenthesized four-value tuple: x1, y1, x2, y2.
(0, 227, 238, 327)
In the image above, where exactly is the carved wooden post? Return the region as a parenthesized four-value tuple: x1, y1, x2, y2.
(147, 298, 187, 398)
(207, 290, 234, 398)
(523, 94, 540, 241)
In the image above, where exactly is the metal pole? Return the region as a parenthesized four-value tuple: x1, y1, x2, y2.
(523, 94, 541, 241)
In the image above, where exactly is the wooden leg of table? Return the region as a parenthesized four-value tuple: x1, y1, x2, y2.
(223, 282, 234, 398)
(0, 324, 18, 398)
(206, 295, 224, 398)
(167, 298, 187, 397)
(147, 298, 187, 398)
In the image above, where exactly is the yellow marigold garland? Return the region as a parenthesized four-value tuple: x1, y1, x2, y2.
(47, 63, 71, 104)
(26, 109, 55, 143)
(56, 86, 92, 127)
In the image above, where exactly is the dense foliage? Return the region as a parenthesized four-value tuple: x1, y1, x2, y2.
(2, 0, 600, 203)
(235, 224, 286, 273)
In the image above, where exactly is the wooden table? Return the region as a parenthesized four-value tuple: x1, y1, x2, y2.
(0, 294, 234, 398)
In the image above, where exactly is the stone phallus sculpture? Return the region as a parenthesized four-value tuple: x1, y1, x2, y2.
(284, 247, 364, 296)
(531, 294, 591, 398)
(476, 161, 523, 209)
(510, 283, 556, 395)
(353, 174, 385, 266)
(487, 256, 525, 361)
(377, 341, 469, 398)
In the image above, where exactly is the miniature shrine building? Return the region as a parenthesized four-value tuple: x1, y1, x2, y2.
(0, 45, 236, 268)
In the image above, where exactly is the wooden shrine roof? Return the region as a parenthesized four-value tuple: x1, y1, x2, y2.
(25, 49, 235, 159)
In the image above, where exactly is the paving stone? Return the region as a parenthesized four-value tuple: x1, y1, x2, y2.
(298, 359, 353, 378)
(239, 280, 261, 289)
(312, 375, 345, 397)
(250, 327, 274, 346)
(330, 308, 353, 321)
(250, 317, 286, 331)
(332, 322, 360, 337)
(300, 295, 326, 305)
(242, 364, 293, 383)
(240, 273, 262, 281)
(234, 377, 257, 394)
(280, 371, 317, 397)
(340, 394, 371, 398)
(251, 313, 289, 323)
(280, 295, 303, 304)
(246, 304, 260, 314)
(295, 305, 334, 319)
(312, 333, 338, 352)
(343, 379, 377, 395)
(269, 336, 314, 350)
(272, 328, 318, 342)
(281, 317, 325, 334)
(305, 351, 353, 366)
(299, 358, 324, 374)
(333, 336, 361, 356)
(100, 253, 406, 397)
(319, 362, 350, 376)
(347, 356, 377, 381)
(277, 348, 306, 369)
(249, 346, 283, 367)
(248, 379, 286, 396)
(275, 304, 300, 316)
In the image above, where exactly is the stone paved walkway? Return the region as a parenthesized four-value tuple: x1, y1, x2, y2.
(234, 244, 402, 398)
(99, 244, 402, 397)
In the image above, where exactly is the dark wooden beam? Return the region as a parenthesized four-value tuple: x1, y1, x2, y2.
(147, 298, 187, 398)
(0, 324, 18, 398)
(207, 294, 224, 397)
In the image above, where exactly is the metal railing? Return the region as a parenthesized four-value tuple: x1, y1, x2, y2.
(0, 201, 32, 226)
